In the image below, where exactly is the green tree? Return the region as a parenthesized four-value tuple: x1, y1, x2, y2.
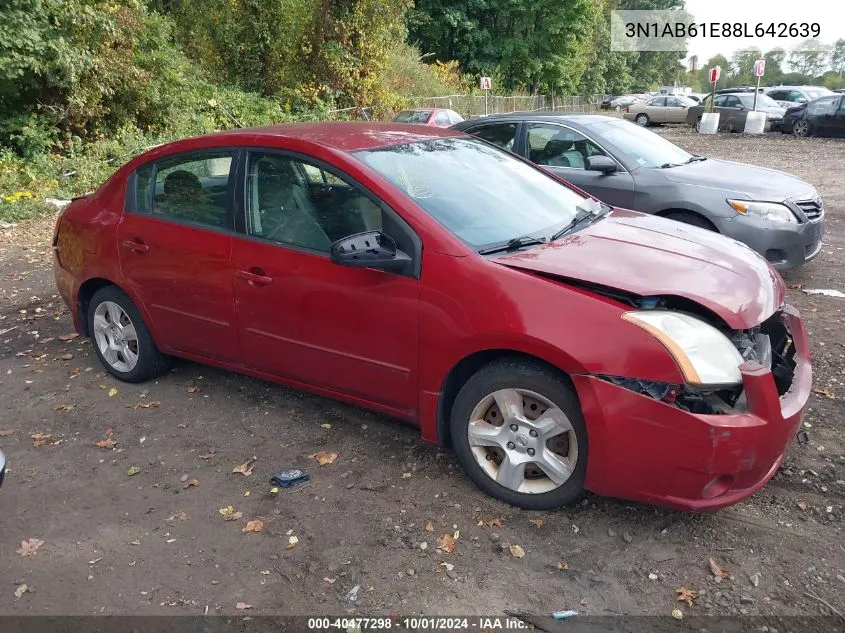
(730, 48, 763, 86)
(763, 48, 786, 85)
(788, 39, 830, 77)
(830, 38, 845, 77)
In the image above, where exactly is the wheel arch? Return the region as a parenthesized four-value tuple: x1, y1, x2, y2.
(76, 277, 156, 342)
(436, 349, 576, 449)
(654, 208, 719, 232)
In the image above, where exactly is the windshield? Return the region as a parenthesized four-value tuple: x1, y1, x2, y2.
(738, 94, 780, 108)
(588, 120, 692, 169)
(395, 110, 432, 124)
(355, 138, 586, 249)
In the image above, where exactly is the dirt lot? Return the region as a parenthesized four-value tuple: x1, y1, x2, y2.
(1, 127, 843, 625)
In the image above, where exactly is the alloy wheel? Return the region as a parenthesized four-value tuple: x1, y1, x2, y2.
(793, 119, 809, 137)
(93, 301, 139, 373)
(467, 388, 578, 494)
(635, 114, 648, 126)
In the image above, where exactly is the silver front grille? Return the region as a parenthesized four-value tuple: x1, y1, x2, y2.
(794, 197, 823, 221)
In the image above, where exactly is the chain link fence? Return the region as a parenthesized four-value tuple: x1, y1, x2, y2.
(408, 94, 604, 118)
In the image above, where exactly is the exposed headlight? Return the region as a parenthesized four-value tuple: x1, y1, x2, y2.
(622, 310, 744, 386)
(727, 199, 797, 223)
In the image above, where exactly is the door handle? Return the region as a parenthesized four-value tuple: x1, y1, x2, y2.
(235, 268, 273, 286)
(122, 239, 149, 253)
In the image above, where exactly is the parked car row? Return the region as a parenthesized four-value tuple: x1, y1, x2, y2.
(52, 117, 818, 513)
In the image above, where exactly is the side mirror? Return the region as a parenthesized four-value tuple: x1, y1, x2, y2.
(330, 231, 412, 273)
(585, 155, 617, 173)
(797, 97, 808, 103)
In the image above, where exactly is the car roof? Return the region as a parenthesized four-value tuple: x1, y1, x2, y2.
(157, 121, 463, 153)
(458, 112, 616, 126)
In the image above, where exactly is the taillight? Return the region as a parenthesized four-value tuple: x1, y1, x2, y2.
(625, 106, 630, 113)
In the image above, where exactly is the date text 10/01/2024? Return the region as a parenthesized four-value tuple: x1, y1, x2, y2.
(625, 22, 820, 39)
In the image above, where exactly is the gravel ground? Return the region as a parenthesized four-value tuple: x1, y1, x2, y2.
(0, 127, 843, 626)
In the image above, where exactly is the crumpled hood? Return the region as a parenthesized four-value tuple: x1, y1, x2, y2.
(661, 158, 815, 200)
(494, 210, 785, 329)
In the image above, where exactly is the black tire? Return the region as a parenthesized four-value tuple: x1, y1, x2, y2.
(694, 116, 703, 132)
(635, 113, 649, 126)
(663, 210, 717, 231)
(449, 358, 587, 510)
(793, 119, 810, 138)
(87, 285, 171, 383)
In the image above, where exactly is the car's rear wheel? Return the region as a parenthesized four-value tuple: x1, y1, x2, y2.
(793, 119, 810, 137)
(450, 358, 587, 510)
(635, 113, 649, 126)
(88, 286, 170, 383)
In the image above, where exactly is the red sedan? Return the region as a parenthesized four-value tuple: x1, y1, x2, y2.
(53, 122, 811, 511)
(393, 108, 464, 127)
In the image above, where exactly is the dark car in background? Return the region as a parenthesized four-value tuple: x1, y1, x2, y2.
(781, 94, 845, 137)
(686, 92, 786, 132)
(452, 113, 824, 271)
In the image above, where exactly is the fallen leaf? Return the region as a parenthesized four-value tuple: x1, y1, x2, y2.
(425, 521, 434, 532)
(708, 557, 729, 583)
(31, 432, 61, 447)
(311, 451, 338, 466)
(182, 478, 200, 489)
(484, 516, 504, 528)
(95, 429, 117, 449)
(453, 530, 460, 540)
(676, 586, 696, 606)
(320, 423, 332, 429)
(54, 404, 74, 412)
(324, 577, 337, 584)
(14, 584, 28, 599)
(812, 387, 836, 400)
(176, 423, 187, 429)
(187, 386, 201, 393)
(17, 538, 45, 557)
(672, 609, 683, 620)
(59, 333, 78, 341)
(60, 353, 73, 360)
(558, 562, 569, 570)
(199, 453, 215, 460)
(107, 387, 118, 398)
(435, 562, 454, 573)
(0, 429, 15, 436)
(132, 400, 160, 409)
(509, 544, 525, 559)
(270, 487, 280, 494)
(232, 456, 257, 476)
(436, 533, 456, 553)
(88, 557, 103, 565)
(243, 490, 250, 496)
(219, 506, 243, 521)
(235, 602, 252, 610)
(401, 472, 412, 478)
(529, 518, 544, 528)
(797, 501, 808, 511)
(243, 519, 264, 534)
(127, 466, 141, 476)
(287, 535, 299, 549)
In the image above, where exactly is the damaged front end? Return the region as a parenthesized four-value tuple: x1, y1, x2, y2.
(600, 307, 798, 415)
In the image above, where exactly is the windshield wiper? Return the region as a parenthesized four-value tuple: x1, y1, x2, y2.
(550, 199, 609, 241)
(478, 235, 547, 256)
(662, 155, 707, 168)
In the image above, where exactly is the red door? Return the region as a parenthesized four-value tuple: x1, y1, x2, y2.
(117, 151, 240, 362)
(231, 238, 419, 413)
(118, 215, 239, 362)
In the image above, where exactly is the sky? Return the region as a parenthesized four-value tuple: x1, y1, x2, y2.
(682, 0, 844, 68)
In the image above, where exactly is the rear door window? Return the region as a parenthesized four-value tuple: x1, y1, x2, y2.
(132, 152, 234, 230)
(466, 123, 519, 151)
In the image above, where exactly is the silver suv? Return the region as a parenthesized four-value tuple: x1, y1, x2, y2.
(765, 86, 834, 109)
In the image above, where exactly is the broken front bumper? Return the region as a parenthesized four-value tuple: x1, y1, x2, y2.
(574, 305, 811, 511)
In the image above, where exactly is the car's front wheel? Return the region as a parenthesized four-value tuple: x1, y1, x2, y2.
(87, 286, 171, 383)
(635, 113, 650, 126)
(793, 119, 810, 137)
(450, 358, 587, 510)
